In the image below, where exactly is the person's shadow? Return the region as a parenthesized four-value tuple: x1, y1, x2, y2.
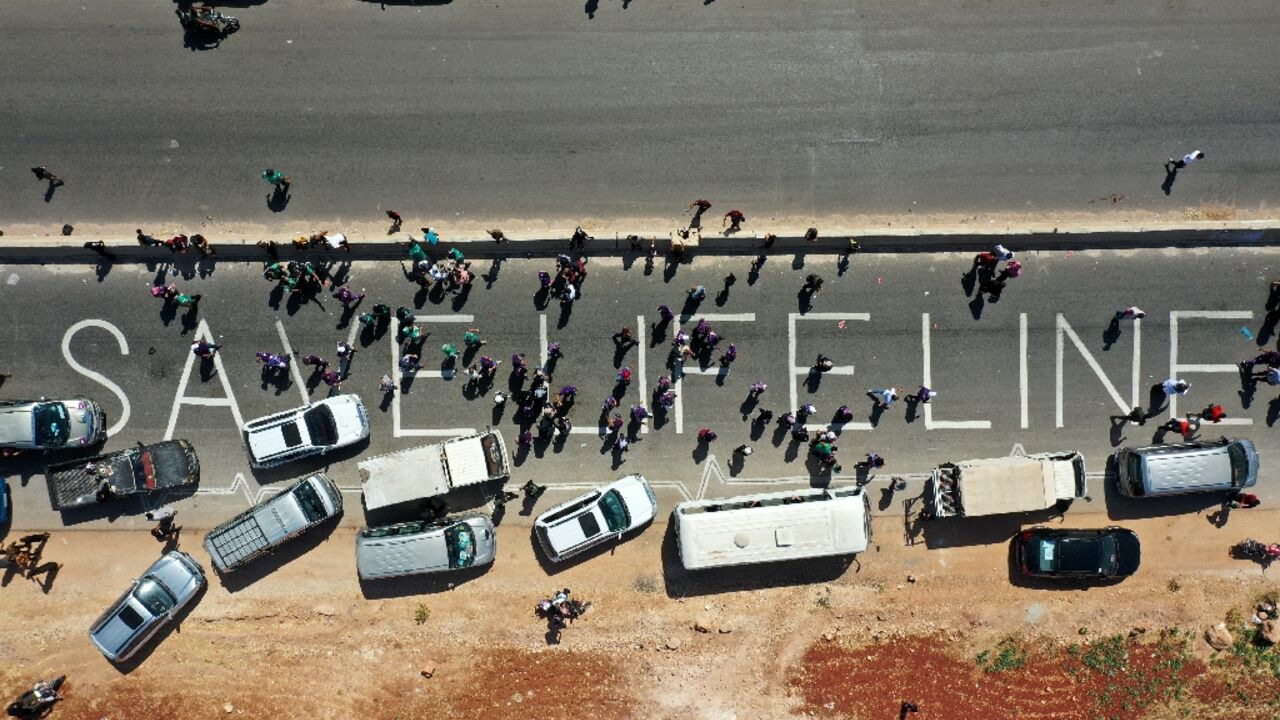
(267, 187, 290, 212)
(43, 181, 60, 203)
(1161, 167, 1177, 196)
(585, 0, 598, 17)
(1102, 315, 1122, 351)
(1206, 500, 1232, 528)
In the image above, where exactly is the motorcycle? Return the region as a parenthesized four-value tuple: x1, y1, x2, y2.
(177, 4, 240, 36)
(1232, 538, 1280, 566)
(7, 675, 65, 717)
(535, 591, 591, 628)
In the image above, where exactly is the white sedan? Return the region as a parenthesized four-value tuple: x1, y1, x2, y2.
(243, 395, 369, 469)
(534, 474, 658, 563)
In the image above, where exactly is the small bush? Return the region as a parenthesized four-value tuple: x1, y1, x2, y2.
(976, 637, 1027, 673)
(631, 575, 659, 594)
(414, 604, 431, 625)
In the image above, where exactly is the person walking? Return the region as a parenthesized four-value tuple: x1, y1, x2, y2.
(336, 340, 358, 361)
(191, 340, 221, 358)
(733, 444, 753, 457)
(688, 285, 707, 301)
(302, 354, 329, 371)
(720, 343, 737, 367)
(613, 326, 638, 349)
(1116, 306, 1146, 320)
(463, 328, 485, 348)
(1228, 491, 1261, 509)
(1166, 150, 1204, 172)
(813, 354, 835, 373)
(914, 386, 937, 404)
(804, 227, 819, 243)
(1203, 403, 1227, 423)
(1161, 378, 1191, 397)
(262, 168, 291, 191)
(487, 229, 509, 243)
(749, 381, 768, 396)
(687, 198, 712, 216)
(522, 480, 548, 500)
(136, 228, 162, 247)
(570, 226, 592, 250)
(321, 369, 343, 390)
(378, 374, 398, 394)
(255, 351, 290, 371)
(399, 354, 421, 372)
(386, 210, 402, 232)
(332, 284, 365, 306)
(696, 428, 717, 443)
(174, 291, 202, 308)
(31, 166, 65, 186)
(146, 506, 180, 542)
(803, 274, 824, 295)
(1163, 414, 1200, 438)
(755, 407, 774, 424)
(722, 209, 746, 231)
(869, 387, 899, 408)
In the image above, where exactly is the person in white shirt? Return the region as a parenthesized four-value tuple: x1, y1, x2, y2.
(1166, 151, 1204, 171)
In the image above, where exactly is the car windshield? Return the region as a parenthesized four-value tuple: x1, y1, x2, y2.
(1125, 454, 1145, 496)
(1227, 443, 1251, 487)
(292, 480, 329, 524)
(599, 490, 630, 533)
(303, 405, 338, 447)
(133, 577, 177, 616)
(32, 402, 71, 447)
(445, 522, 476, 569)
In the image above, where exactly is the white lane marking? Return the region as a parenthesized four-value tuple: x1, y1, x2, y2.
(790, 312, 872, 430)
(921, 313, 990, 429)
(1055, 314, 1135, 428)
(539, 313, 548, 366)
(274, 319, 310, 404)
(675, 313, 758, 435)
(683, 313, 757, 322)
(637, 314, 648, 434)
(61, 320, 131, 438)
(392, 314, 476, 438)
(347, 314, 360, 346)
(1170, 310, 1253, 422)
(164, 319, 245, 440)
(1019, 313, 1029, 429)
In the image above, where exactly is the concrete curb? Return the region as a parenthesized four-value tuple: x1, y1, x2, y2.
(1, 222, 1278, 263)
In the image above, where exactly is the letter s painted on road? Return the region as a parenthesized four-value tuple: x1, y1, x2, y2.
(61, 320, 131, 438)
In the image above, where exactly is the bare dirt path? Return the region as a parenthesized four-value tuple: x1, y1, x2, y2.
(1, 508, 1276, 719)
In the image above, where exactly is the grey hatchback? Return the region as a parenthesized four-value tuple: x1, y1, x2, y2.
(89, 550, 205, 662)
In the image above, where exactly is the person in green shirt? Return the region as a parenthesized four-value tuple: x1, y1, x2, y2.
(448, 247, 465, 263)
(462, 328, 484, 347)
(399, 324, 422, 343)
(175, 293, 202, 308)
(441, 343, 459, 358)
(407, 242, 427, 263)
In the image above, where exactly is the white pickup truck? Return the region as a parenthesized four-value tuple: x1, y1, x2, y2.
(929, 451, 1087, 518)
(358, 430, 509, 511)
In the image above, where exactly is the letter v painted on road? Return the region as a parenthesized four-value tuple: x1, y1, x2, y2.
(164, 319, 245, 440)
(921, 313, 990, 429)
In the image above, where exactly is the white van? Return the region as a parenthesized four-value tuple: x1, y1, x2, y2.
(673, 486, 871, 570)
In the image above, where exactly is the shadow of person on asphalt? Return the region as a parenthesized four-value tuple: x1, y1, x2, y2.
(1161, 167, 1177, 196)
(1102, 315, 1122, 351)
(585, 0, 599, 18)
(267, 186, 290, 213)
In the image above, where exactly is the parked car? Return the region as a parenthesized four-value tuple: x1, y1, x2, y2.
(356, 514, 497, 580)
(88, 551, 206, 662)
(1014, 527, 1141, 580)
(534, 474, 657, 563)
(242, 395, 369, 469)
(0, 398, 106, 450)
(204, 474, 343, 573)
(45, 439, 200, 511)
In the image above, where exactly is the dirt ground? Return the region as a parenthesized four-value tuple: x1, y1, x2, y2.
(2, 509, 1279, 720)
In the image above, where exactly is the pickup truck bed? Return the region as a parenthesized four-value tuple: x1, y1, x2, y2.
(45, 439, 199, 511)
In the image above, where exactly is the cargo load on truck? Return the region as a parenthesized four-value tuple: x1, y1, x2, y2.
(45, 439, 200, 511)
(358, 430, 509, 511)
(929, 451, 1086, 518)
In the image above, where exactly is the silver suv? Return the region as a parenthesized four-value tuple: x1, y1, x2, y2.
(88, 551, 205, 662)
(0, 398, 106, 450)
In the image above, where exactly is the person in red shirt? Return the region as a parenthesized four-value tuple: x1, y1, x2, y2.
(1204, 404, 1227, 423)
(1230, 492, 1261, 509)
(723, 209, 746, 231)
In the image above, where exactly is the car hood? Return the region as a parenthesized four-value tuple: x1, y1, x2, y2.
(614, 476, 658, 530)
(327, 395, 368, 444)
(464, 516, 498, 567)
(148, 552, 204, 602)
(1114, 531, 1142, 576)
(90, 594, 153, 660)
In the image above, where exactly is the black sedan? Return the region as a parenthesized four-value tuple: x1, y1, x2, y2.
(1014, 527, 1141, 580)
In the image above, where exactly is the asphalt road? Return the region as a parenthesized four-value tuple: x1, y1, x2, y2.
(1, 246, 1277, 532)
(2, 0, 1279, 226)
